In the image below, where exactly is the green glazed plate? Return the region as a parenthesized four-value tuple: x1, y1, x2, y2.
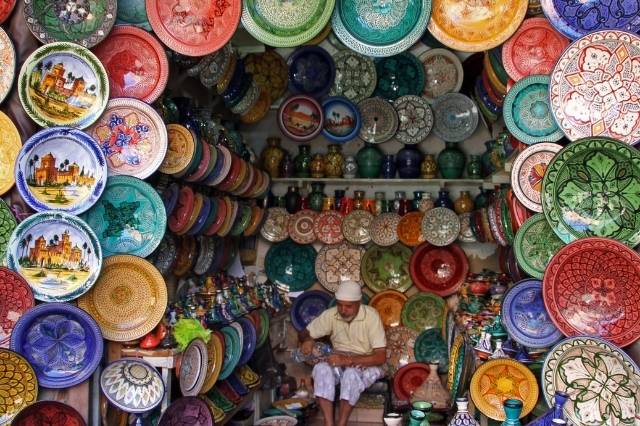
(401, 292, 446, 332)
(514, 214, 564, 279)
(116, 0, 152, 31)
(374, 52, 425, 101)
(219, 326, 242, 381)
(207, 387, 235, 413)
(81, 175, 166, 258)
(256, 308, 270, 348)
(499, 193, 514, 245)
(541, 137, 640, 247)
(360, 243, 412, 293)
(229, 203, 252, 237)
(0, 199, 17, 267)
(241, 0, 335, 47)
(414, 328, 448, 373)
(265, 239, 317, 292)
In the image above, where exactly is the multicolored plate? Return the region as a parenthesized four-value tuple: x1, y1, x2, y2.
(290, 290, 331, 331)
(361, 243, 412, 293)
(0, 267, 33, 349)
(180, 338, 208, 396)
(11, 400, 86, 426)
(385, 326, 417, 375)
(260, 207, 289, 243)
(397, 211, 425, 247)
(265, 240, 317, 292)
(409, 242, 468, 296)
(513, 214, 564, 280)
(393, 95, 433, 145)
(287, 209, 317, 245)
(0, 111, 21, 196)
(244, 49, 288, 102)
(101, 358, 164, 413)
(421, 207, 460, 247)
(313, 210, 344, 245)
(341, 209, 373, 245)
(277, 95, 323, 142)
(370, 212, 401, 246)
(0, 348, 38, 425)
(322, 96, 361, 143)
(401, 292, 446, 332)
(219, 325, 241, 381)
(511, 142, 561, 212)
(432, 93, 479, 142)
(370, 290, 407, 328)
(374, 53, 425, 101)
(418, 48, 463, 103)
(158, 124, 196, 175)
(202, 331, 224, 393)
(393, 362, 430, 401)
(18, 42, 109, 129)
(315, 242, 364, 292)
(0, 27, 15, 105)
(357, 97, 399, 144)
(329, 50, 377, 103)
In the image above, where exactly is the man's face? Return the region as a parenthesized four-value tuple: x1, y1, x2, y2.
(336, 300, 360, 322)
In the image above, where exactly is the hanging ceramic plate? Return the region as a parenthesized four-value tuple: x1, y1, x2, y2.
(159, 397, 214, 426)
(92, 25, 168, 103)
(288, 46, 335, 98)
(277, 95, 323, 142)
(447, 335, 465, 398)
(541, 137, 640, 246)
(82, 176, 165, 257)
(290, 290, 331, 331)
(414, 328, 448, 373)
(24, 0, 116, 47)
(77, 255, 167, 341)
(255, 309, 270, 348)
(550, 31, 640, 145)
(101, 358, 163, 413)
(202, 332, 224, 393)
(0, 348, 38, 425)
(428, 0, 528, 52)
(315, 242, 364, 292)
(219, 325, 241, 381)
(374, 53, 425, 101)
(287, 209, 316, 245)
(513, 214, 564, 280)
(265, 240, 317, 292)
(543, 237, 640, 347)
(0, 0, 16, 25)
(237, 317, 257, 366)
(331, 0, 432, 57)
(116, 0, 151, 30)
(418, 48, 463, 103)
(409, 242, 468, 296)
(159, 124, 196, 176)
(12, 400, 86, 426)
(393, 95, 433, 145)
(313, 210, 344, 245)
(0, 28, 15, 105)
(321, 96, 361, 143)
(393, 362, 430, 401)
(329, 50, 376, 103)
(542, 336, 640, 426)
(10, 302, 103, 388)
(146, 0, 240, 56)
(397, 211, 425, 247)
(540, 0, 640, 40)
(0, 267, 33, 349)
(357, 97, 399, 144)
(245, 49, 288, 102)
(501, 18, 569, 82)
(421, 207, 460, 247)
(361, 243, 412, 293)
(6, 211, 101, 302)
(18, 42, 109, 128)
(0, 111, 20, 196)
(180, 338, 208, 396)
(503, 75, 563, 144)
(432, 93, 479, 142)
(369, 212, 400, 246)
(401, 292, 446, 332)
(385, 326, 417, 374)
(511, 142, 561, 212)
(502, 278, 563, 349)
(341, 209, 373, 245)
(370, 290, 407, 328)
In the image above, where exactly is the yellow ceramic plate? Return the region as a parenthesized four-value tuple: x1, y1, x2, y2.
(201, 332, 224, 394)
(0, 111, 20, 196)
(470, 358, 538, 420)
(217, 197, 237, 237)
(0, 348, 38, 425)
(159, 124, 196, 175)
(77, 255, 167, 341)
(428, 0, 528, 52)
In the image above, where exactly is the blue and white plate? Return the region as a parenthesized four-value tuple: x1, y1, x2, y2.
(291, 290, 331, 331)
(101, 358, 164, 413)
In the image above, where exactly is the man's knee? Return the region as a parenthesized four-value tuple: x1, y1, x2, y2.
(340, 367, 360, 386)
(313, 362, 334, 377)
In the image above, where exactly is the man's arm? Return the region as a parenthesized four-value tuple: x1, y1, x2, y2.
(298, 328, 315, 355)
(328, 347, 386, 367)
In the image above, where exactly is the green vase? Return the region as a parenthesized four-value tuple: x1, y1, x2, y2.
(309, 182, 325, 212)
(356, 143, 382, 178)
(437, 142, 466, 179)
(294, 144, 311, 178)
(467, 155, 482, 179)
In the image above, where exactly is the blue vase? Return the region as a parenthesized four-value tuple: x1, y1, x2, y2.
(381, 154, 396, 178)
(525, 391, 569, 426)
(502, 399, 523, 426)
(396, 144, 423, 178)
(435, 189, 454, 209)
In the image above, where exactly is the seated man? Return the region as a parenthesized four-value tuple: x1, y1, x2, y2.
(298, 281, 387, 426)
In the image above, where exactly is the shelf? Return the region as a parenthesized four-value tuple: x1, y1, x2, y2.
(272, 177, 486, 186)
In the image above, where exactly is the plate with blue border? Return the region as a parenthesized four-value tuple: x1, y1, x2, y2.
(322, 96, 361, 143)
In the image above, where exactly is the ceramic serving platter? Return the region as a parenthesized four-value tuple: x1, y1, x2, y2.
(290, 290, 331, 331)
(401, 292, 446, 332)
(0, 27, 15, 105)
(315, 242, 364, 292)
(361, 243, 412, 293)
(421, 207, 460, 246)
(419, 48, 463, 103)
(322, 96, 361, 143)
(0, 348, 38, 425)
(11, 400, 86, 426)
(409, 242, 468, 296)
(341, 209, 373, 245)
(0, 267, 33, 349)
(0, 111, 21, 197)
(101, 358, 164, 413)
(329, 50, 377, 103)
(432, 93, 479, 142)
(511, 142, 562, 212)
(513, 214, 564, 280)
(393, 95, 433, 144)
(265, 240, 317, 292)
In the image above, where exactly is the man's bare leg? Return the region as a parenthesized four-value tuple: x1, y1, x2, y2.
(317, 397, 335, 426)
(336, 399, 354, 426)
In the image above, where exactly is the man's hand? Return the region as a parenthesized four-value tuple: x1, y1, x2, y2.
(327, 353, 351, 367)
(301, 339, 314, 355)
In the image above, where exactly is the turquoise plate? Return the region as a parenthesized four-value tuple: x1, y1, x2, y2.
(81, 175, 166, 257)
(414, 328, 448, 373)
(374, 53, 425, 101)
(265, 239, 317, 292)
(219, 325, 242, 381)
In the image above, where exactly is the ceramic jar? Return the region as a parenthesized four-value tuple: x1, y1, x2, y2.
(409, 410, 427, 426)
(474, 188, 490, 208)
(324, 144, 345, 178)
(435, 189, 454, 209)
(454, 191, 474, 214)
(309, 182, 326, 211)
(343, 155, 358, 178)
(381, 154, 396, 179)
(392, 191, 406, 214)
(421, 154, 437, 179)
(437, 142, 466, 179)
(294, 144, 312, 178)
(356, 143, 382, 178)
(285, 186, 301, 214)
(322, 197, 335, 211)
(467, 155, 481, 179)
(417, 192, 435, 212)
(279, 153, 295, 178)
(334, 189, 345, 211)
(448, 398, 479, 426)
(397, 144, 423, 178)
(412, 401, 433, 426)
(502, 399, 523, 426)
(354, 190, 366, 210)
(262, 136, 285, 178)
(412, 191, 426, 211)
(374, 192, 387, 215)
(310, 154, 326, 178)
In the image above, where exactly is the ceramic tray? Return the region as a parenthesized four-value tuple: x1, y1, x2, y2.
(101, 358, 164, 413)
(341, 209, 373, 245)
(414, 328, 448, 373)
(370, 212, 401, 246)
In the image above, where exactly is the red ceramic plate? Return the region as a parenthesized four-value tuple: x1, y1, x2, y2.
(409, 242, 469, 296)
(12, 400, 86, 426)
(0, 267, 34, 348)
(278, 94, 324, 142)
(169, 186, 195, 233)
(543, 237, 640, 347)
(0, 0, 15, 24)
(184, 140, 212, 183)
(93, 25, 169, 103)
(145, 0, 241, 56)
(205, 196, 227, 236)
(509, 190, 532, 232)
(393, 362, 430, 401)
(216, 153, 242, 192)
(313, 210, 344, 245)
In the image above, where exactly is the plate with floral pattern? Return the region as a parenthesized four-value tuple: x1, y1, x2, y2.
(432, 93, 479, 143)
(260, 207, 290, 243)
(421, 207, 460, 247)
(244, 49, 288, 103)
(370, 212, 401, 246)
(287, 209, 317, 245)
(329, 50, 377, 103)
(315, 242, 365, 292)
(341, 209, 373, 245)
(401, 292, 447, 332)
(418, 48, 463, 103)
(385, 326, 418, 375)
(357, 97, 399, 144)
(0, 348, 38, 425)
(0, 27, 15, 105)
(513, 214, 564, 280)
(511, 142, 562, 212)
(180, 338, 208, 396)
(393, 95, 433, 145)
(313, 210, 344, 245)
(361, 243, 412, 293)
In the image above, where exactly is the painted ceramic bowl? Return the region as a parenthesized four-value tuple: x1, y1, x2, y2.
(101, 358, 164, 413)
(277, 95, 324, 142)
(321, 96, 361, 143)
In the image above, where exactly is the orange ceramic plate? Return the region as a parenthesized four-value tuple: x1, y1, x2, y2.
(397, 211, 425, 247)
(370, 290, 408, 328)
(428, 0, 528, 52)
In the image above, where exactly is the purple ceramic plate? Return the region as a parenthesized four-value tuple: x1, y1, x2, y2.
(237, 316, 257, 366)
(162, 182, 179, 217)
(159, 396, 214, 426)
(290, 290, 332, 331)
(288, 45, 336, 98)
(187, 195, 212, 236)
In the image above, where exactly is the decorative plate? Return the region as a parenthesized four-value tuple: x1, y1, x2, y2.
(313, 210, 344, 245)
(290, 290, 331, 331)
(393, 362, 430, 401)
(6, 211, 101, 302)
(385, 326, 417, 375)
(374, 53, 425, 101)
(541, 137, 640, 246)
(0, 0, 15, 25)
(254, 309, 270, 349)
(502, 278, 562, 349)
(0, 112, 20, 196)
(487, 202, 508, 247)
(77, 255, 167, 341)
(101, 358, 164, 413)
(503, 75, 563, 144)
(397, 211, 425, 247)
(146, 0, 240, 56)
(550, 31, 640, 145)
(513, 214, 564, 279)
(501, 18, 569, 81)
(361, 243, 412, 293)
(241, 0, 334, 47)
(11, 400, 86, 426)
(159, 397, 213, 426)
(24, 0, 116, 47)
(159, 124, 196, 176)
(421, 207, 460, 247)
(409, 242, 468, 296)
(277, 95, 323, 142)
(331, 0, 432, 57)
(428, 0, 528, 52)
(180, 338, 208, 396)
(341, 209, 373, 245)
(0, 348, 37, 425)
(237, 317, 257, 366)
(543, 237, 640, 347)
(10, 302, 103, 388)
(511, 142, 561, 212)
(329, 50, 376, 103)
(432, 93, 479, 142)
(414, 328, 448, 373)
(81, 175, 165, 257)
(315, 242, 365, 292)
(542, 336, 640, 426)
(244, 49, 288, 102)
(393, 95, 433, 145)
(202, 332, 224, 393)
(322, 96, 361, 143)
(0, 28, 14, 105)
(370, 290, 407, 328)
(0, 267, 33, 348)
(15, 127, 107, 214)
(369, 212, 401, 246)
(470, 358, 538, 420)
(168, 186, 195, 234)
(265, 240, 317, 292)
(18, 42, 109, 128)
(401, 292, 446, 332)
(447, 334, 465, 398)
(540, 0, 640, 40)
(357, 97, 399, 144)
(219, 325, 241, 381)
(288, 46, 335, 98)
(255, 416, 298, 426)
(418, 48, 464, 103)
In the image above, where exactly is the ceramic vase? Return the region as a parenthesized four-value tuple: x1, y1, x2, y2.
(381, 154, 396, 179)
(421, 154, 437, 179)
(392, 191, 406, 214)
(334, 189, 345, 211)
(322, 197, 335, 211)
(448, 398, 480, 426)
(397, 144, 423, 178)
(325, 144, 345, 178)
(480, 140, 497, 178)
(309, 182, 326, 212)
(353, 190, 366, 210)
(374, 192, 387, 215)
(343, 155, 358, 178)
(310, 154, 326, 178)
(262, 136, 285, 178)
(454, 191, 474, 214)
(467, 155, 482, 179)
(412, 191, 426, 211)
(294, 144, 312, 178)
(356, 143, 382, 178)
(279, 152, 295, 178)
(437, 142, 466, 179)
(502, 399, 523, 426)
(417, 192, 435, 212)
(435, 189, 454, 209)
(284, 186, 301, 214)
(474, 188, 490, 208)
(525, 391, 568, 426)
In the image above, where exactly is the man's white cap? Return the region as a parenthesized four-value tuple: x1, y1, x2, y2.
(334, 280, 362, 302)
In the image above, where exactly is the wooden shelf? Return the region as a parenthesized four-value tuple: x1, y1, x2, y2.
(272, 177, 486, 186)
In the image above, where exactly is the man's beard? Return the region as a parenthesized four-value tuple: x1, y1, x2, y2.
(339, 313, 355, 322)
